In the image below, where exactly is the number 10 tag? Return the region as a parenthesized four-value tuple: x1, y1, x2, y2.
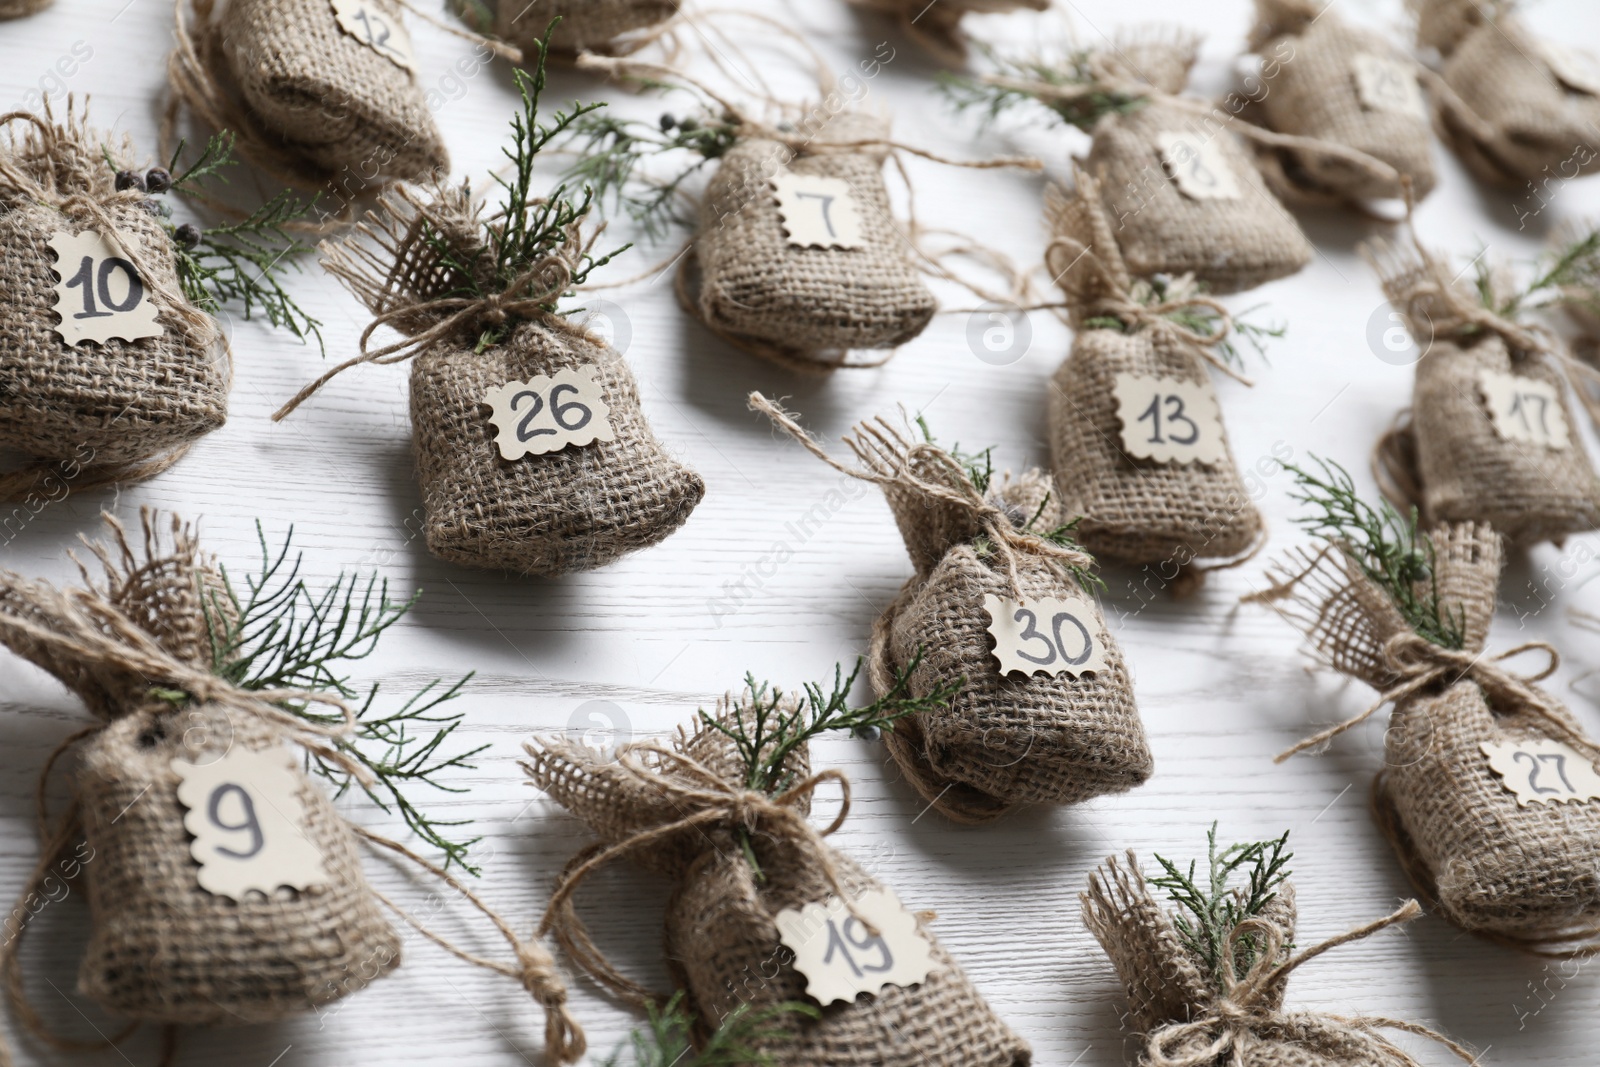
(772, 172, 865, 250)
(1113, 373, 1227, 465)
(172, 747, 329, 901)
(1482, 739, 1600, 807)
(1478, 369, 1569, 450)
(48, 229, 162, 347)
(984, 594, 1110, 679)
(773, 888, 936, 1007)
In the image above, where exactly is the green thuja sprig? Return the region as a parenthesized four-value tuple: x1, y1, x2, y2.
(196, 523, 487, 873)
(1084, 276, 1285, 370)
(1285, 456, 1464, 650)
(1149, 825, 1293, 990)
(602, 991, 819, 1067)
(937, 44, 1147, 132)
(1471, 226, 1600, 321)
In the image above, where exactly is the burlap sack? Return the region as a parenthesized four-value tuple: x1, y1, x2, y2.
(1247, 0, 1436, 201)
(752, 395, 1150, 824)
(278, 184, 704, 576)
(1082, 854, 1468, 1066)
(0, 0, 50, 17)
(1044, 175, 1264, 572)
(1258, 522, 1600, 952)
(691, 112, 937, 371)
(176, 0, 448, 187)
(1414, 0, 1600, 186)
(0, 517, 399, 1028)
(1084, 34, 1312, 294)
(845, 0, 1048, 63)
(481, 0, 675, 55)
(526, 705, 1032, 1066)
(0, 112, 225, 503)
(1370, 238, 1600, 545)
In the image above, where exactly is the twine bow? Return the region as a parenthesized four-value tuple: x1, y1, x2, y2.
(1144, 900, 1478, 1067)
(537, 741, 856, 1007)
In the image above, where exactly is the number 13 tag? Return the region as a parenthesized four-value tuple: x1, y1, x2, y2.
(1482, 739, 1600, 807)
(48, 229, 162, 347)
(984, 594, 1110, 679)
(172, 747, 329, 901)
(1479, 370, 1570, 450)
(773, 888, 936, 1007)
(1113, 373, 1227, 465)
(772, 172, 865, 250)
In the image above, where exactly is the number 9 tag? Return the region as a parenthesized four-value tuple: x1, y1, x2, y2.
(773, 888, 936, 1007)
(484, 366, 616, 461)
(48, 229, 163, 347)
(172, 747, 329, 901)
(984, 594, 1111, 679)
(1482, 739, 1600, 807)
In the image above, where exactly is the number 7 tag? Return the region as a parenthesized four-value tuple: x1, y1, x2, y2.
(772, 172, 866, 250)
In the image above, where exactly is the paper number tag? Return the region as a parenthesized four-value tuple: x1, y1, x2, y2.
(330, 0, 416, 72)
(1543, 42, 1600, 96)
(1479, 370, 1570, 450)
(1353, 54, 1428, 119)
(773, 889, 936, 1007)
(172, 747, 329, 901)
(484, 366, 615, 461)
(772, 172, 866, 250)
(1482, 740, 1600, 807)
(1113, 373, 1228, 466)
(984, 594, 1110, 679)
(1157, 131, 1241, 201)
(48, 229, 162, 346)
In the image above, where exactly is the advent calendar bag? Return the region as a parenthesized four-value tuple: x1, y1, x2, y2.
(0, 0, 49, 16)
(468, 0, 675, 56)
(845, 0, 1048, 63)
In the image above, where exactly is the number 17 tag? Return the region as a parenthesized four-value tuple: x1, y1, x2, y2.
(984, 594, 1110, 679)
(1479, 370, 1569, 450)
(772, 172, 865, 251)
(773, 888, 936, 1006)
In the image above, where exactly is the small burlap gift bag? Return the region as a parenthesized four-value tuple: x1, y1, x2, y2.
(845, 0, 1049, 64)
(1245, 0, 1436, 203)
(0, 109, 225, 504)
(1083, 845, 1477, 1066)
(1043, 172, 1266, 586)
(0, 512, 583, 1059)
(0, 0, 50, 17)
(525, 690, 1031, 1066)
(461, 0, 675, 57)
(751, 394, 1151, 823)
(170, 0, 467, 190)
(275, 63, 703, 576)
(1253, 504, 1600, 953)
(1412, 0, 1600, 187)
(1368, 234, 1600, 546)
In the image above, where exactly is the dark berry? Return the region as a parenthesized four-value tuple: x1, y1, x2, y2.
(145, 167, 173, 193)
(115, 169, 145, 192)
(174, 224, 201, 249)
(659, 113, 676, 132)
(679, 116, 698, 132)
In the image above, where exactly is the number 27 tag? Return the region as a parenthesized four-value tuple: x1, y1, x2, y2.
(1482, 739, 1600, 807)
(772, 172, 865, 251)
(48, 229, 162, 347)
(773, 888, 936, 1007)
(984, 594, 1110, 679)
(484, 366, 616, 461)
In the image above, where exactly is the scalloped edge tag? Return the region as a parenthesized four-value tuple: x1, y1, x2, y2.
(48, 228, 162, 346)
(1112, 373, 1228, 466)
(773, 888, 935, 1007)
(330, 0, 417, 72)
(772, 171, 866, 250)
(984, 594, 1111, 679)
(1482, 739, 1600, 807)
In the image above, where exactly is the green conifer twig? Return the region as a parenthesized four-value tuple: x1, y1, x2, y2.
(602, 991, 818, 1066)
(937, 45, 1146, 133)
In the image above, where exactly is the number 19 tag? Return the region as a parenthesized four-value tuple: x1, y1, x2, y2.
(1478, 370, 1569, 450)
(773, 888, 935, 1007)
(48, 229, 162, 347)
(172, 747, 329, 901)
(1482, 739, 1600, 807)
(772, 172, 866, 250)
(1113, 373, 1227, 466)
(984, 594, 1110, 679)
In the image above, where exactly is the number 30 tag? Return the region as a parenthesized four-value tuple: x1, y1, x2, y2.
(172, 747, 329, 901)
(984, 594, 1110, 679)
(1482, 739, 1600, 807)
(484, 366, 616, 461)
(773, 888, 936, 1007)
(772, 172, 866, 250)
(48, 229, 163, 347)
(1113, 373, 1227, 465)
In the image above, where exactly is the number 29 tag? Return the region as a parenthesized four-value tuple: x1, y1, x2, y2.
(484, 366, 616, 461)
(1482, 739, 1600, 807)
(172, 747, 329, 901)
(773, 888, 936, 1007)
(1113, 373, 1227, 466)
(1478, 370, 1569, 450)
(984, 594, 1110, 679)
(48, 229, 162, 347)
(772, 172, 865, 250)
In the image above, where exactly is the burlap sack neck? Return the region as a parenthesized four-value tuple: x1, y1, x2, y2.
(277, 183, 704, 576)
(846, 0, 1049, 64)
(691, 110, 938, 371)
(752, 395, 1151, 824)
(525, 703, 1032, 1066)
(1246, 0, 1436, 202)
(1258, 522, 1600, 952)
(1044, 175, 1265, 573)
(1413, 0, 1600, 186)
(1082, 855, 1471, 1066)
(0, 110, 226, 504)
(1081, 32, 1313, 295)
(1370, 239, 1600, 545)
(173, 0, 449, 189)
(485, 0, 675, 56)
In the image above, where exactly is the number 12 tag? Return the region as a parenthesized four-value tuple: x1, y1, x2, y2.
(330, 0, 417, 72)
(1482, 739, 1600, 807)
(773, 888, 936, 1007)
(172, 747, 329, 901)
(484, 366, 616, 461)
(772, 172, 866, 250)
(984, 594, 1110, 679)
(48, 229, 162, 347)
(1478, 369, 1569, 450)
(1113, 373, 1227, 465)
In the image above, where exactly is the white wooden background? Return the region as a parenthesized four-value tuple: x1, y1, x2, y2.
(5, 0, 1600, 1064)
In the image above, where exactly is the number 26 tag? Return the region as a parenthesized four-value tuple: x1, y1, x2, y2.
(484, 366, 616, 461)
(172, 747, 329, 901)
(1113, 373, 1227, 465)
(773, 888, 935, 1007)
(1482, 739, 1600, 807)
(48, 229, 162, 347)
(772, 172, 865, 251)
(984, 594, 1110, 679)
